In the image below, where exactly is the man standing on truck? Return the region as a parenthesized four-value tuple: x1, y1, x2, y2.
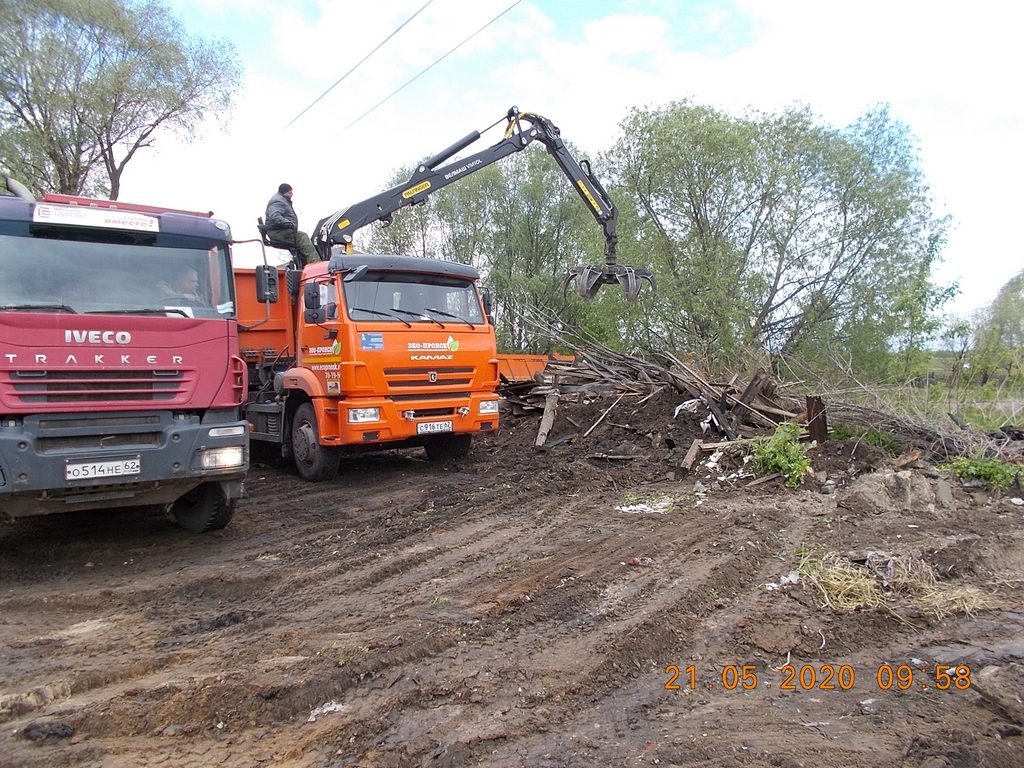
(264, 183, 319, 265)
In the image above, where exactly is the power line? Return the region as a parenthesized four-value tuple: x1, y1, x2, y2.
(336, 0, 523, 136)
(284, 0, 435, 130)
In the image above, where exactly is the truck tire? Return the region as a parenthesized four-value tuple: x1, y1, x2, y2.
(424, 433, 472, 462)
(291, 402, 340, 481)
(171, 483, 235, 533)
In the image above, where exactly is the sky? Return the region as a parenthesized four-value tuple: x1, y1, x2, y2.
(124, 0, 1024, 318)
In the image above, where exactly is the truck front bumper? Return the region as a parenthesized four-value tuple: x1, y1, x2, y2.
(0, 410, 248, 519)
(315, 392, 500, 445)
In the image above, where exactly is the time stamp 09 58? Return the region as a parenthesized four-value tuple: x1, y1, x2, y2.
(664, 663, 973, 692)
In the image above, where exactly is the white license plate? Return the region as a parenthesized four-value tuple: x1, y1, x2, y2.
(65, 457, 141, 481)
(417, 420, 453, 435)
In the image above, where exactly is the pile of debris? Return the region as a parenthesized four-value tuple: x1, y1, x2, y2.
(500, 352, 817, 470)
(497, 306, 1019, 464)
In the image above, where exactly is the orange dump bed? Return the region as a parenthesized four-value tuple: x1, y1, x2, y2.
(496, 352, 574, 383)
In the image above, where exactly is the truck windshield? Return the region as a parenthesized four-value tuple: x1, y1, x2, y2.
(0, 234, 235, 319)
(342, 272, 483, 325)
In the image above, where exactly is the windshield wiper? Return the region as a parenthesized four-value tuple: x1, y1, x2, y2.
(424, 307, 475, 328)
(392, 308, 445, 328)
(85, 308, 191, 317)
(350, 306, 411, 328)
(1, 303, 78, 314)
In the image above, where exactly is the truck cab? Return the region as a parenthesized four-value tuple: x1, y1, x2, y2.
(0, 191, 249, 532)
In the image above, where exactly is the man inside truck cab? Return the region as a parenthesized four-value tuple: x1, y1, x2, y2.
(158, 265, 203, 303)
(264, 183, 319, 266)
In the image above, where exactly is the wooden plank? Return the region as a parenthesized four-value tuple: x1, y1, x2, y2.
(746, 472, 783, 488)
(682, 438, 702, 470)
(535, 393, 559, 447)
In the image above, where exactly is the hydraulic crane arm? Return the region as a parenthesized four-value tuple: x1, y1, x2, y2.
(312, 108, 654, 301)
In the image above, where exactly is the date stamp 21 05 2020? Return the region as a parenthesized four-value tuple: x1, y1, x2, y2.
(664, 663, 973, 692)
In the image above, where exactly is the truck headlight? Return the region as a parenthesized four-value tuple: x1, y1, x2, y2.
(479, 400, 500, 414)
(200, 446, 245, 469)
(348, 407, 380, 423)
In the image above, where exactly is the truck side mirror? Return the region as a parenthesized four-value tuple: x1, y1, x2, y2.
(303, 282, 325, 324)
(255, 265, 279, 303)
(480, 287, 494, 325)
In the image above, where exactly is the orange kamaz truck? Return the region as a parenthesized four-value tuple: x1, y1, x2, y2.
(236, 255, 500, 480)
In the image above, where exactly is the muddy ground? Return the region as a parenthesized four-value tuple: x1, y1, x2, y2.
(2, 390, 1023, 767)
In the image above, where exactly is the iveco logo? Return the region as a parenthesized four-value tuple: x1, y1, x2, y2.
(428, 371, 438, 383)
(64, 330, 133, 345)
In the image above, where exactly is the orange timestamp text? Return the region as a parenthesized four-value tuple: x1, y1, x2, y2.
(664, 663, 972, 692)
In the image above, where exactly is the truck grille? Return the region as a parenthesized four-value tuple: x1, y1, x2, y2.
(4, 370, 190, 405)
(383, 366, 474, 390)
(18, 411, 174, 456)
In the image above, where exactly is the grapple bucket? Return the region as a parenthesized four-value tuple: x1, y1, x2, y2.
(565, 263, 656, 302)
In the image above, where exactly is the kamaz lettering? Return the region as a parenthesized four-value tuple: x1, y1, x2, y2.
(64, 329, 132, 344)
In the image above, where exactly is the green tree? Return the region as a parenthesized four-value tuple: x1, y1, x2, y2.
(608, 102, 950, 373)
(968, 272, 1024, 383)
(0, 0, 241, 198)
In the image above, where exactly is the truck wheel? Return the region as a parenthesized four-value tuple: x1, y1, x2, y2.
(291, 402, 340, 481)
(424, 434, 472, 462)
(171, 483, 235, 533)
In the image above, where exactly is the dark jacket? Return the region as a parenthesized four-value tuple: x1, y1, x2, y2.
(265, 192, 297, 230)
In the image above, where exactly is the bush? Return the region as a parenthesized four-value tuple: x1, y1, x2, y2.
(751, 423, 813, 488)
(940, 456, 1023, 489)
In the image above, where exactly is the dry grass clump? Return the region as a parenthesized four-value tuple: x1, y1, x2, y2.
(799, 553, 886, 610)
(798, 550, 997, 618)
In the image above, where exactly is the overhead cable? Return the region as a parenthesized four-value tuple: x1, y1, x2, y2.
(284, 0, 435, 129)
(337, 0, 524, 136)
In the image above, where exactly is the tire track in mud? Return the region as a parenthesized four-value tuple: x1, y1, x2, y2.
(251, 491, 796, 765)
(0, 459, 549, 751)
(5, 451, 1022, 768)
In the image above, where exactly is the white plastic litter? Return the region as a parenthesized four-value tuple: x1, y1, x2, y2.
(308, 701, 346, 722)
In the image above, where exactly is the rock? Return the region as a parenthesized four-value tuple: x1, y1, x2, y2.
(973, 664, 1024, 725)
(934, 478, 955, 508)
(18, 721, 74, 743)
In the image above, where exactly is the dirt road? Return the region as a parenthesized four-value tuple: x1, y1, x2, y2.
(2, 396, 1023, 767)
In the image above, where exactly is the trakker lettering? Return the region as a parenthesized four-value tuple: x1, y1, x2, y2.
(443, 159, 483, 181)
(4, 353, 183, 365)
(65, 329, 133, 344)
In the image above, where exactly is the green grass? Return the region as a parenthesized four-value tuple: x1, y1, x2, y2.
(829, 422, 902, 454)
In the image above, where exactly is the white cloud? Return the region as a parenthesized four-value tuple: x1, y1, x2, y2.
(121, 1, 1023, 310)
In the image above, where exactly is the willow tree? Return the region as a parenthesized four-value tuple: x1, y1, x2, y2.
(0, 0, 241, 198)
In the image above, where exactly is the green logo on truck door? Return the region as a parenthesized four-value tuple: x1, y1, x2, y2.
(308, 340, 341, 356)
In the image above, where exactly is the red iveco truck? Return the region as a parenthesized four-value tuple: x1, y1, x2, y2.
(0, 180, 248, 532)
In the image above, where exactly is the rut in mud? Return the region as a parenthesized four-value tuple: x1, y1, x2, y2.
(1, 392, 1023, 767)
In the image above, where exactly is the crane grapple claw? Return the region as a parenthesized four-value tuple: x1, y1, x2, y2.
(564, 264, 656, 302)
